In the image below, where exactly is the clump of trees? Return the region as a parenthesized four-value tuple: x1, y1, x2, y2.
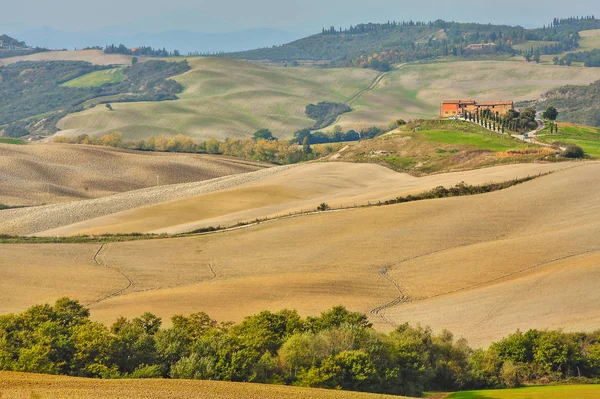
(305, 102, 352, 129)
(3, 299, 600, 397)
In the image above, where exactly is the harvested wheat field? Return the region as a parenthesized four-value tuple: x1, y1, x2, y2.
(1, 162, 599, 347)
(0, 50, 146, 66)
(0, 143, 264, 206)
(0, 372, 411, 399)
(0, 162, 569, 236)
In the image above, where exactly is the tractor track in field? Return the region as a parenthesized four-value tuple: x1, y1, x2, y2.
(370, 236, 600, 326)
(314, 63, 407, 131)
(87, 243, 134, 306)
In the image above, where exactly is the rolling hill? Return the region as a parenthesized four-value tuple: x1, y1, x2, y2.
(0, 142, 264, 206)
(54, 57, 600, 142)
(0, 160, 598, 348)
(56, 57, 379, 141)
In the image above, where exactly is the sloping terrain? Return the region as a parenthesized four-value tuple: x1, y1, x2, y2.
(56, 58, 600, 141)
(0, 162, 598, 347)
(326, 120, 554, 174)
(56, 57, 378, 141)
(0, 162, 568, 236)
(0, 372, 410, 399)
(336, 60, 600, 129)
(0, 142, 264, 206)
(0, 49, 144, 66)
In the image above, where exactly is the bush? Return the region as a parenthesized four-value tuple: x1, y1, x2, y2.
(127, 364, 162, 379)
(316, 203, 331, 211)
(562, 145, 585, 158)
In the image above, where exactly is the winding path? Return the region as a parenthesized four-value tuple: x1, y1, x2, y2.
(313, 63, 407, 131)
(87, 243, 134, 306)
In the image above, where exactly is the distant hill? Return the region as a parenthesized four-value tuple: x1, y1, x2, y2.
(11, 26, 302, 54)
(221, 16, 600, 68)
(530, 80, 600, 126)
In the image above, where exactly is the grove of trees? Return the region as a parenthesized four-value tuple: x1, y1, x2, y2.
(2, 299, 600, 397)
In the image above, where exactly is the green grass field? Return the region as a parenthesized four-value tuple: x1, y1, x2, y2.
(61, 68, 125, 88)
(418, 129, 528, 152)
(448, 385, 600, 398)
(328, 120, 545, 175)
(537, 123, 600, 158)
(0, 138, 27, 145)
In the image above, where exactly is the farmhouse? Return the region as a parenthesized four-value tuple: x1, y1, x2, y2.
(441, 99, 514, 117)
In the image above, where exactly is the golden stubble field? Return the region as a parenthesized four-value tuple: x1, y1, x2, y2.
(0, 142, 263, 206)
(1, 162, 599, 347)
(0, 162, 569, 236)
(0, 371, 411, 399)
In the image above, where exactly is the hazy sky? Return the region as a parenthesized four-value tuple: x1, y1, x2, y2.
(3, 0, 600, 34)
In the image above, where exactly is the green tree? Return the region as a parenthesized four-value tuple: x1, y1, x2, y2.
(253, 129, 277, 141)
(542, 106, 559, 121)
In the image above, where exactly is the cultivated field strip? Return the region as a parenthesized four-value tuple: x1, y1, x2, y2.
(13, 162, 574, 237)
(0, 142, 263, 206)
(0, 371, 412, 399)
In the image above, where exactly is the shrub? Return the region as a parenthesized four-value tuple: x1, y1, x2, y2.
(316, 203, 331, 212)
(562, 145, 584, 158)
(127, 364, 162, 379)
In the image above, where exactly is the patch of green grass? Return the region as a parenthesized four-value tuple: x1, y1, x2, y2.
(448, 384, 600, 399)
(417, 130, 527, 152)
(61, 68, 125, 88)
(537, 124, 600, 158)
(0, 138, 27, 145)
(381, 156, 416, 169)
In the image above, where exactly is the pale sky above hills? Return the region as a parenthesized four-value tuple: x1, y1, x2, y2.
(3, 0, 600, 34)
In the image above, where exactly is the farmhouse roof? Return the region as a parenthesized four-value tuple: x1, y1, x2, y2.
(477, 100, 514, 106)
(442, 99, 476, 104)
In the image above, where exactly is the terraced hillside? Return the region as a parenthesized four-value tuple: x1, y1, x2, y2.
(0, 372, 411, 399)
(0, 142, 264, 206)
(56, 58, 600, 141)
(1, 161, 598, 347)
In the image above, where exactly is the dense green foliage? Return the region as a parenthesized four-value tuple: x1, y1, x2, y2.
(531, 80, 600, 127)
(305, 102, 352, 129)
(222, 17, 600, 68)
(0, 60, 190, 137)
(0, 138, 26, 145)
(558, 49, 600, 67)
(3, 300, 600, 397)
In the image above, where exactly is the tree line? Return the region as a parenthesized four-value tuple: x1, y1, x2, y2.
(104, 44, 181, 57)
(460, 107, 538, 134)
(2, 299, 600, 397)
(52, 121, 401, 164)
